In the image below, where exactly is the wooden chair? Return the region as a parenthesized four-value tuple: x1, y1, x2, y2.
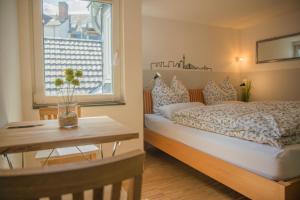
(36, 106, 98, 166)
(39, 106, 81, 120)
(0, 150, 145, 200)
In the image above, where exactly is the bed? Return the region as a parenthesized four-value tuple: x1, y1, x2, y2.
(143, 89, 300, 200)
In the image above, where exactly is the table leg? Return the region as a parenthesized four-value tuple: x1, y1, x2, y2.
(4, 154, 13, 169)
(112, 141, 121, 157)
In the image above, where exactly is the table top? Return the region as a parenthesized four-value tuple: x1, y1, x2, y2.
(0, 116, 139, 154)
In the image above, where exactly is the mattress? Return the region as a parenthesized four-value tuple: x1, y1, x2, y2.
(145, 114, 300, 181)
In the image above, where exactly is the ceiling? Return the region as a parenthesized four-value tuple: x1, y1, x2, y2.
(142, 0, 300, 29)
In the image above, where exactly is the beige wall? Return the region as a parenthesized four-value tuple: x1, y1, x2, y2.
(142, 16, 242, 96)
(240, 11, 300, 101)
(143, 16, 241, 73)
(143, 12, 300, 101)
(242, 68, 300, 101)
(240, 11, 300, 72)
(143, 70, 240, 90)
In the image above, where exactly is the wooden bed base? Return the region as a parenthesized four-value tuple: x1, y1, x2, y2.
(145, 128, 300, 200)
(143, 90, 300, 200)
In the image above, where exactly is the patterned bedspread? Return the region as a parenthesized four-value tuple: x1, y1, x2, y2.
(172, 101, 300, 148)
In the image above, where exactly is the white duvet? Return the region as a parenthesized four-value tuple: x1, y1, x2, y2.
(172, 101, 300, 148)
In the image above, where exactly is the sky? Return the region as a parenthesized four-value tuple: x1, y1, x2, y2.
(43, 0, 90, 15)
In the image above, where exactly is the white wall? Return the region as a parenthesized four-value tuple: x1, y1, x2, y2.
(240, 11, 300, 101)
(0, 0, 22, 126)
(0, 0, 23, 168)
(143, 16, 241, 73)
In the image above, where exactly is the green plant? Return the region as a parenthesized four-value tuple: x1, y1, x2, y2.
(240, 80, 251, 102)
(54, 68, 83, 113)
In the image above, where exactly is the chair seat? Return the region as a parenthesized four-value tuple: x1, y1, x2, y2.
(35, 145, 99, 159)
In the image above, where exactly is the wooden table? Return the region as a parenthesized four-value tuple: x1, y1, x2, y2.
(0, 116, 141, 198)
(0, 116, 139, 155)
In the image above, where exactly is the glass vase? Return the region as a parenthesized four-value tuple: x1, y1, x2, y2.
(241, 86, 251, 102)
(58, 103, 78, 128)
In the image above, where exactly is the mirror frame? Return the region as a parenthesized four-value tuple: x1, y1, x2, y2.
(256, 32, 300, 64)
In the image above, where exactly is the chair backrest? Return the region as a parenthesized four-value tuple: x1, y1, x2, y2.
(143, 89, 204, 114)
(39, 106, 81, 120)
(0, 150, 144, 200)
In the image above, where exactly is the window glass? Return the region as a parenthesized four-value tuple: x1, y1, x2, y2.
(42, 0, 112, 96)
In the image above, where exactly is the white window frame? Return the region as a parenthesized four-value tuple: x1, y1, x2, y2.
(103, 7, 112, 83)
(293, 42, 300, 57)
(32, 0, 123, 105)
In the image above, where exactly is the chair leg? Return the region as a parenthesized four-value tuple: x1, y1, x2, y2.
(75, 146, 89, 160)
(99, 144, 104, 159)
(4, 154, 13, 169)
(112, 141, 121, 156)
(133, 175, 142, 200)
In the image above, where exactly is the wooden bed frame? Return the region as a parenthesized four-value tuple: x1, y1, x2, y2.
(143, 89, 300, 200)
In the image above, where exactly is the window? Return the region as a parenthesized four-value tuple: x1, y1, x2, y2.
(33, 0, 122, 105)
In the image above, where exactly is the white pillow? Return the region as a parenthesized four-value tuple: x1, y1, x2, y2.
(171, 76, 190, 103)
(159, 102, 204, 120)
(152, 78, 180, 114)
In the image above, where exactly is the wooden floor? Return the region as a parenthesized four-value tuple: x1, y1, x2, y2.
(142, 149, 248, 200)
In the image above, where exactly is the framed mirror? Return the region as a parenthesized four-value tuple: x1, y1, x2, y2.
(256, 32, 300, 64)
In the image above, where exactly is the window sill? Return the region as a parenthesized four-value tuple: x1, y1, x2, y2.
(32, 101, 126, 109)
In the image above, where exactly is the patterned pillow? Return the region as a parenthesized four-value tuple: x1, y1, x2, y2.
(152, 78, 180, 114)
(203, 80, 228, 105)
(171, 76, 190, 103)
(220, 77, 238, 101)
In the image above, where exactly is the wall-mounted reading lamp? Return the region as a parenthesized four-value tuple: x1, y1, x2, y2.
(153, 72, 161, 80)
(145, 72, 161, 89)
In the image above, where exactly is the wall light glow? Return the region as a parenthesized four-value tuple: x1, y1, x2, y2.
(235, 57, 245, 62)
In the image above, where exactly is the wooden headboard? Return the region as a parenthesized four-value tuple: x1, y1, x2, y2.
(143, 89, 204, 114)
